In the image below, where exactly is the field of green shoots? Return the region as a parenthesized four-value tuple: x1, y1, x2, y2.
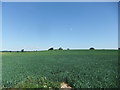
(2, 50, 118, 88)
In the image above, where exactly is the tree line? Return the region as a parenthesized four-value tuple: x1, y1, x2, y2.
(4, 47, 120, 52)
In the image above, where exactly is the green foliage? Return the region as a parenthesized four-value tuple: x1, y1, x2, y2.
(2, 50, 118, 88)
(15, 76, 60, 88)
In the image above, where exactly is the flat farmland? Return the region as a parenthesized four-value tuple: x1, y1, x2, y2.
(2, 50, 118, 88)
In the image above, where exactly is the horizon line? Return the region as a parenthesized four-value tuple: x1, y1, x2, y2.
(0, 48, 119, 51)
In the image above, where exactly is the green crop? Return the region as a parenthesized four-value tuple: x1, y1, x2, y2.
(2, 50, 118, 88)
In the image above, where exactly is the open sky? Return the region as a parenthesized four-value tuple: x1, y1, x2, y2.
(2, 2, 118, 51)
(0, 1, 2, 51)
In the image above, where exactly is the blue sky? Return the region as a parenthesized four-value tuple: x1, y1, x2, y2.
(0, 1, 2, 51)
(2, 2, 118, 51)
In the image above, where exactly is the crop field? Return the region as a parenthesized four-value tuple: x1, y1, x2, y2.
(2, 50, 118, 88)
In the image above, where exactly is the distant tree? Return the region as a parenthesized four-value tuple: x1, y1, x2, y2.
(58, 47, 63, 50)
(2, 50, 8, 52)
(118, 48, 120, 50)
(67, 48, 70, 50)
(9, 51, 12, 52)
(21, 49, 24, 52)
(48, 48, 54, 50)
(90, 47, 95, 50)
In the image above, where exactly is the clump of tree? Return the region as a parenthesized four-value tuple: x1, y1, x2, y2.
(67, 48, 70, 50)
(58, 47, 63, 50)
(118, 48, 120, 50)
(21, 49, 24, 52)
(48, 48, 54, 50)
(89, 47, 95, 50)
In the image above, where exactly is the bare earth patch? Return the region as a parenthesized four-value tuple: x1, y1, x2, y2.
(60, 82, 72, 89)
